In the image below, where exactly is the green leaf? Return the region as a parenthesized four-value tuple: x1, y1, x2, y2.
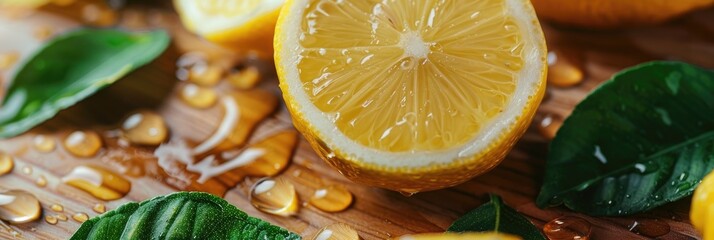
(70, 192, 301, 240)
(537, 61, 714, 216)
(447, 195, 546, 240)
(0, 28, 170, 138)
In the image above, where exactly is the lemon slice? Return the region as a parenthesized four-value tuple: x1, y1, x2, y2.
(275, 0, 546, 192)
(173, 0, 284, 56)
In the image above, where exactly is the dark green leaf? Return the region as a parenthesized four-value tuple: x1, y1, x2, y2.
(537, 61, 714, 216)
(70, 192, 300, 240)
(0, 29, 169, 138)
(448, 195, 546, 240)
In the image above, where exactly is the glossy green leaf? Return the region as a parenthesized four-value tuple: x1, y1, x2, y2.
(0, 29, 169, 138)
(537, 61, 714, 216)
(448, 195, 546, 240)
(70, 192, 300, 240)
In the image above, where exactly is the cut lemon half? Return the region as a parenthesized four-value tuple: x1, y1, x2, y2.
(275, 0, 546, 192)
(173, 0, 284, 57)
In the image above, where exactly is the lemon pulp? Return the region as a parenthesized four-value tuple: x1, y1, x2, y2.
(297, 0, 524, 152)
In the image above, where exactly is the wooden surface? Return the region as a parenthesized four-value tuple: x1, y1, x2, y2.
(1, 3, 714, 240)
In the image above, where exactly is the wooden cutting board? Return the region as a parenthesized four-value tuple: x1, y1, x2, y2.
(0, 3, 713, 240)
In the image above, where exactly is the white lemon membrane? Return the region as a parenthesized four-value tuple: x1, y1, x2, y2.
(279, 0, 544, 168)
(174, 0, 284, 35)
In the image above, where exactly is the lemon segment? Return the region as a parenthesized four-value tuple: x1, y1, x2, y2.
(275, 0, 546, 191)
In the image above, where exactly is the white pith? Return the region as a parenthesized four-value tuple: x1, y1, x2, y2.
(175, 0, 284, 35)
(279, 0, 545, 168)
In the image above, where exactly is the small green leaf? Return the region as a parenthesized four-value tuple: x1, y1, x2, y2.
(448, 195, 546, 240)
(537, 61, 714, 216)
(0, 28, 170, 138)
(70, 192, 300, 240)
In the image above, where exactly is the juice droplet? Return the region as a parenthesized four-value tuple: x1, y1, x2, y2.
(538, 114, 564, 140)
(34, 25, 54, 41)
(311, 222, 359, 240)
(92, 203, 106, 214)
(227, 66, 261, 90)
(0, 153, 14, 176)
(63, 130, 103, 158)
(72, 212, 89, 223)
(237, 131, 299, 177)
(22, 166, 32, 175)
(189, 64, 223, 86)
(309, 185, 353, 212)
(547, 50, 584, 88)
(628, 218, 670, 237)
(50, 204, 64, 212)
(82, 4, 117, 27)
(121, 111, 168, 146)
(62, 165, 131, 201)
(55, 214, 68, 221)
(543, 216, 592, 240)
(44, 215, 58, 225)
(0, 52, 20, 70)
(35, 175, 47, 187)
(120, 10, 147, 29)
(0, 190, 41, 224)
(33, 134, 56, 152)
(250, 178, 299, 217)
(212, 90, 279, 151)
(179, 84, 218, 109)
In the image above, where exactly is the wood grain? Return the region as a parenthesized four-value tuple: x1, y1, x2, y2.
(1, 4, 713, 240)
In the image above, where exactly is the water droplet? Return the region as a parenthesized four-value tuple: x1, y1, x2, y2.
(21, 166, 32, 175)
(679, 172, 688, 181)
(537, 114, 563, 139)
(63, 130, 103, 157)
(654, 108, 672, 126)
(33, 134, 56, 152)
(44, 215, 58, 225)
(62, 165, 131, 201)
(72, 212, 89, 223)
(92, 203, 106, 214)
(628, 218, 670, 237)
(547, 50, 584, 88)
(0, 153, 14, 176)
(543, 216, 592, 240)
(399, 58, 415, 70)
(33, 25, 54, 41)
(189, 64, 223, 86)
(250, 178, 299, 216)
(593, 145, 607, 164)
(121, 111, 168, 146)
(50, 204, 63, 212)
(55, 214, 68, 221)
(311, 222, 359, 240)
(309, 185, 353, 212)
(35, 175, 47, 187)
(179, 83, 218, 109)
(227, 66, 261, 90)
(0, 190, 41, 224)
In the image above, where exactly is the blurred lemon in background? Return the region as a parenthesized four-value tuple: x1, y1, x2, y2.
(531, 0, 714, 28)
(174, 0, 284, 58)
